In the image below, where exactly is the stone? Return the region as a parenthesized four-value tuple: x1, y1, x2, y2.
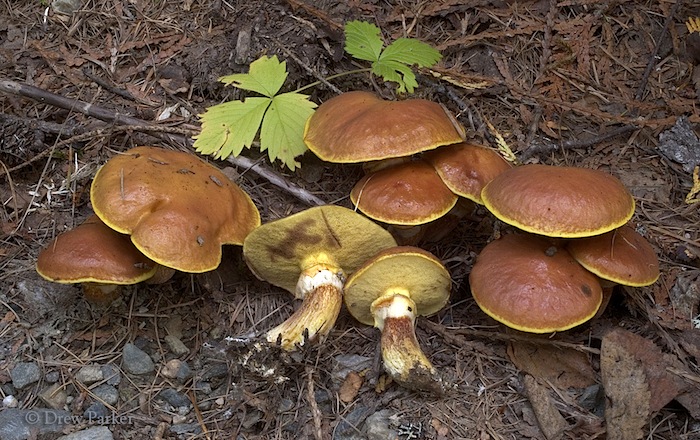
(160, 359, 192, 382)
(101, 364, 121, 386)
(11, 362, 41, 389)
(84, 402, 110, 421)
(122, 343, 154, 375)
(157, 388, 191, 409)
(91, 384, 119, 406)
(364, 409, 397, 440)
(75, 365, 104, 384)
(39, 383, 68, 410)
(57, 426, 114, 440)
(164, 335, 190, 356)
(0, 408, 72, 440)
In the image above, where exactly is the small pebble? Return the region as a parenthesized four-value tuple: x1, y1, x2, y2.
(122, 343, 154, 375)
(2, 395, 18, 408)
(101, 364, 121, 386)
(164, 335, 190, 356)
(56, 425, 114, 440)
(91, 384, 119, 406)
(39, 383, 68, 410)
(160, 359, 192, 382)
(75, 365, 103, 384)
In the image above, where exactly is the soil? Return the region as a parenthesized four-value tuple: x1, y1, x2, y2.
(1, 1, 700, 439)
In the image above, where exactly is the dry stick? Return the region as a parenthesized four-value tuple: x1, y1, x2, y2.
(421, 320, 600, 355)
(634, 0, 683, 101)
(305, 365, 324, 440)
(0, 79, 326, 207)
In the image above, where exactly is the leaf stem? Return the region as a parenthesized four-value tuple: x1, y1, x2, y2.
(294, 68, 372, 94)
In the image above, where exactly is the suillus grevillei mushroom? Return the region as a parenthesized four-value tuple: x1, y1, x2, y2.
(242, 205, 397, 350)
(90, 146, 260, 273)
(481, 164, 635, 238)
(344, 246, 451, 394)
(303, 90, 465, 163)
(36, 214, 158, 304)
(469, 233, 603, 333)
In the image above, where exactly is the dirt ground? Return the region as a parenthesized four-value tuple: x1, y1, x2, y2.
(1, 0, 700, 439)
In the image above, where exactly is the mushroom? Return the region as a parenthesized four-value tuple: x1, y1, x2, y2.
(481, 164, 635, 238)
(90, 146, 260, 273)
(36, 215, 158, 304)
(567, 225, 660, 315)
(303, 91, 465, 163)
(423, 142, 512, 204)
(242, 205, 397, 350)
(469, 233, 603, 333)
(344, 246, 451, 394)
(350, 159, 458, 244)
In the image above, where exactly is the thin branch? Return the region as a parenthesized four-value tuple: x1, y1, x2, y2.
(0, 79, 326, 206)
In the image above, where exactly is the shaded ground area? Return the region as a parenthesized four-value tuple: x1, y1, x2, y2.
(1, 1, 700, 439)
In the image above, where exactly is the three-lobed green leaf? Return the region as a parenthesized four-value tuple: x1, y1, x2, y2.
(194, 56, 316, 170)
(344, 20, 442, 93)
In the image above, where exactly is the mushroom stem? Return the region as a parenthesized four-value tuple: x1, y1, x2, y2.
(267, 268, 344, 350)
(81, 283, 122, 305)
(372, 293, 444, 394)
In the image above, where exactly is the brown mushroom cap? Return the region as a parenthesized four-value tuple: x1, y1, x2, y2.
(469, 233, 603, 333)
(242, 205, 397, 294)
(567, 225, 660, 287)
(90, 146, 260, 273)
(344, 246, 451, 326)
(423, 142, 512, 204)
(350, 160, 458, 226)
(481, 164, 635, 238)
(303, 91, 465, 163)
(36, 215, 157, 285)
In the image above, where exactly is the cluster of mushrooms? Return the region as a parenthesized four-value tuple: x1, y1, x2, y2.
(36, 91, 660, 395)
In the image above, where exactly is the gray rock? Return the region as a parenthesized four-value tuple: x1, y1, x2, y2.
(659, 116, 700, 173)
(157, 388, 191, 409)
(160, 359, 192, 382)
(84, 402, 110, 421)
(164, 335, 190, 356)
(11, 362, 41, 389)
(38, 383, 68, 410)
(169, 423, 202, 436)
(333, 405, 374, 440)
(122, 343, 154, 375)
(101, 364, 121, 386)
(91, 384, 119, 406)
(332, 354, 372, 386)
(45, 371, 60, 383)
(0, 408, 72, 440)
(75, 365, 103, 384)
(57, 426, 113, 440)
(365, 409, 398, 440)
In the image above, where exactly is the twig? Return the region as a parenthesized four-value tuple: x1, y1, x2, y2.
(520, 124, 639, 161)
(0, 79, 326, 206)
(421, 320, 600, 355)
(273, 39, 343, 95)
(634, 0, 683, 100)
(305, 365, 324, 440)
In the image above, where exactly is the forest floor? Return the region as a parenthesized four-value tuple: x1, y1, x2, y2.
(1, 1, 700, 439)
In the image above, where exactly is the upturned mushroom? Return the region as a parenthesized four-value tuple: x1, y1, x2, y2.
(90, 146, 260, 273)
(303, 91, 465, 163)
(344, 246, 451, 394)
(481, 164, 635, 238)
(242, 205, 397, 350)
(469, 233, 603, 333)
(36, 215, 158, 304)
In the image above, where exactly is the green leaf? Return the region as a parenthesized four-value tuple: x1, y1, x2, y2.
(193, 97, 270, 159)
(344, 20, 384, 62)
(372, 60, 418, 94)
(260, 92, 317, 170)
(380, 38, 442, 67)
(218, 55, 288, 97)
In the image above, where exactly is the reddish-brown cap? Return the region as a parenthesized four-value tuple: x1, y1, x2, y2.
(90, 146, 260, 273)
(481, 164, 635, 238)
(424, 143, 512, 204)
(567, 225, 660, 287)
(350, 160, 458, 226)
(303, 91, 465, 163)
(469, 233, 603, 333)
(36, 215, 157, 285)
